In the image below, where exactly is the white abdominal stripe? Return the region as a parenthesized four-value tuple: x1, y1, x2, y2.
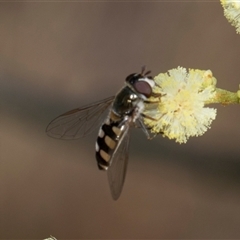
(95, 120, 122, 170)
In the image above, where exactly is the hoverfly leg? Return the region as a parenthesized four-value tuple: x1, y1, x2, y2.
(136, 116, 154, 140)
(141, 112, 165, 139)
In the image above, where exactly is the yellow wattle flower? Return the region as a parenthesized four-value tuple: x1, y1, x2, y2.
(221, 0, 240, 34)
(144, 67, 217, 144)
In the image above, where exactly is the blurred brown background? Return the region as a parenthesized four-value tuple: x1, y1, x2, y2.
(1, 1, 240, 239)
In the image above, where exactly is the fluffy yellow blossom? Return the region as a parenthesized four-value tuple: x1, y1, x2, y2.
(144, 67, 217, 143)
(221, 0, 240, 34)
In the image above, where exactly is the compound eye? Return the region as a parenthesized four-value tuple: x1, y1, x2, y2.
(133, 81, 152, 98)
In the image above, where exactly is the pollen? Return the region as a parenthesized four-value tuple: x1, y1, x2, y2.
(144, 67, 217, 143)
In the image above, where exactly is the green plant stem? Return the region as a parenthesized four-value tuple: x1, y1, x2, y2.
(205, 88, 240, 105)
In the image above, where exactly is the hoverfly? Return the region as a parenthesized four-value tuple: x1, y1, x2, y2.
(46, 67, 156, 200)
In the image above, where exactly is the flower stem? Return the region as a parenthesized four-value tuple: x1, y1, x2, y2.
(205, 88, 240, 105)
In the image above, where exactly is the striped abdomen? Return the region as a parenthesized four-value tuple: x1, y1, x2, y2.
(95, 113, 125, 170)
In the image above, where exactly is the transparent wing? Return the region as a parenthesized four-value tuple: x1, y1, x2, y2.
(107, 127, 130, 200)
(46, 96, 115, 139)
